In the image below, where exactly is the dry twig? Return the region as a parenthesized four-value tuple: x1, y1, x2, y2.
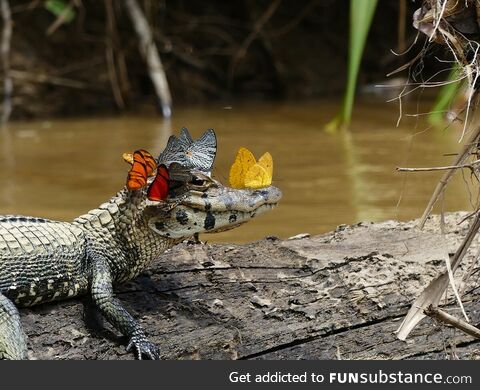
(396, 212, 480, 340)
(397, 159, 480, 172)
(424, 305, 480, 339)
(418, 126, 480, 229)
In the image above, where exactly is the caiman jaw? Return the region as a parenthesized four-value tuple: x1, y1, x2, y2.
(146, 185, 282, 239)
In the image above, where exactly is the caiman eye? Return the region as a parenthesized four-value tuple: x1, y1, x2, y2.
(187, 171, 213, 189)
(190, 178, 207, 186)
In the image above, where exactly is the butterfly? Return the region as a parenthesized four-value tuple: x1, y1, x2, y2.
(124, 149, 157, 190)
(229, 147, 273, 189)
(124, 149, 194, 201)
(147, 163, 204, 201)
(157, 128, 217, 173)
(147, 164, 170, 201)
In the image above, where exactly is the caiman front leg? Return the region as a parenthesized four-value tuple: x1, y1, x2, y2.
(0, 293, 28, 360)
(90, 257, 160, 360)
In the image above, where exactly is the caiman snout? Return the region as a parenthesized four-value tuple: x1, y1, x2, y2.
(239, 186, 282, 212)
(148, 185, 282, 239)
(182, 185, 282, 213)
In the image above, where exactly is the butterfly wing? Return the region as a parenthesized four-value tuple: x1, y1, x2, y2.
(122, 152, 134, 165)
(157, 135, 183, 166)
(244, 164, 271, 189)
(178, 127, 194, 149)
(258, 152, 273, 179)
(158, 128, 217, 173)
(147, 165, 170, 201)
(157, 132, 193, 169)
(229, 147, 256, 189)
(244, 152, 273, 189)
(126, 150, 158, 190)
(185, 129, 217, 172)
(137, 149, 157, 177)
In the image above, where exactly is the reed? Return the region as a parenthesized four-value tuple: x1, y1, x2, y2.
(326, 0, 378, 132)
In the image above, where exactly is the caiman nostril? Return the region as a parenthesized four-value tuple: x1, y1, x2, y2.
(269, 186, 282, 203)
(255, 186, 282, 204)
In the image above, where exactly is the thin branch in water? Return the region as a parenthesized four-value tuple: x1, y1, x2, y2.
(124, 0, 172, 118)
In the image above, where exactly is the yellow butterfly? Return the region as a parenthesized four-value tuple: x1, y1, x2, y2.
(229, 147, 273, 189)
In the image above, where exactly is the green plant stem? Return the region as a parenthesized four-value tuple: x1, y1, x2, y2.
(326, 0, 377, 132)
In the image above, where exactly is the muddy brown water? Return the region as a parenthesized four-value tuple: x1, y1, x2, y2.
(0, 99, 473, 243)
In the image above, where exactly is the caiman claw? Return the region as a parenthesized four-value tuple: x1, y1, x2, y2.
(126, 334, 160, 360)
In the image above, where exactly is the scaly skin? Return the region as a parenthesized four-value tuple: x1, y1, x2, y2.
(0, 174, 281, 360)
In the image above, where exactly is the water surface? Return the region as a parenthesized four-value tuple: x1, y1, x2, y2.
(0, 99, 473, 243)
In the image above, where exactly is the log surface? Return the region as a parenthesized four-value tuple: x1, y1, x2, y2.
(21, 213, 480, 360)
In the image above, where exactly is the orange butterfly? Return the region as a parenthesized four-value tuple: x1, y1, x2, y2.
(125, 149, 157, 190)
(147, 165, 170, 201)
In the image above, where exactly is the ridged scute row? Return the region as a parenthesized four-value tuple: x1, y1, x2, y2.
(0, 218, 88, 306)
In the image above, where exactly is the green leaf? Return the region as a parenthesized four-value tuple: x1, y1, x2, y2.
(326, 0, 378, 132)
(44, 0, 75, 23)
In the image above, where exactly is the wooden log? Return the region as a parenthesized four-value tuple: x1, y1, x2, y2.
(20, 212, 480, 359)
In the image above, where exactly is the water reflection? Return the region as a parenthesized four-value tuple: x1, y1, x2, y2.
(0, 99, 473, 243)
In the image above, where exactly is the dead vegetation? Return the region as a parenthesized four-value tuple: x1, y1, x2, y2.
(396, 0, 480, 345)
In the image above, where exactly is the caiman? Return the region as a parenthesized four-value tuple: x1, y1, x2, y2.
(0, 129, 281, 360)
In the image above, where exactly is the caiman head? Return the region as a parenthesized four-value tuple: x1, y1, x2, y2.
(130, 128, 282, 241)
(144, 173, 282, 239)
